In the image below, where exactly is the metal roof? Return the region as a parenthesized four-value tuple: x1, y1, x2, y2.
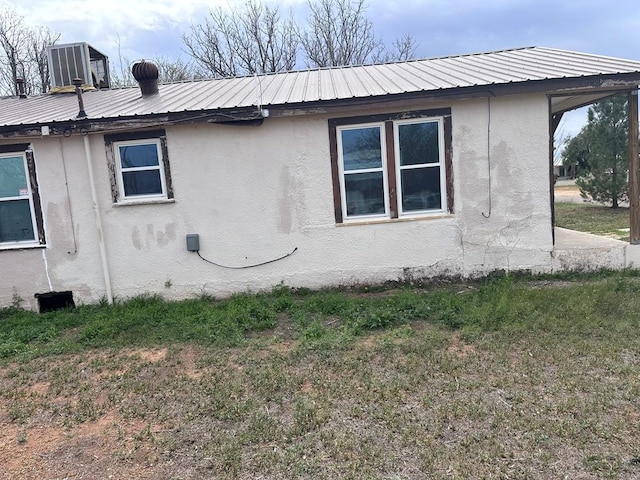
(2, 46, 640, 129)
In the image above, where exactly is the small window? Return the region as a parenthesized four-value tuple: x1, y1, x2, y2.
(329, 109, 453, 224)
(115, 139, 166, 199)
(104, 130, 173, 204)
(0, 145, 45, 247)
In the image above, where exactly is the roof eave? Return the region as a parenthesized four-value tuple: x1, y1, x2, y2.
(1, 72, 639, 139)
(0, 106, 266, 139)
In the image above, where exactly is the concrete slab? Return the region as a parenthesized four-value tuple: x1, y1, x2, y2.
(625, 244, 640, 268)
(553, 227, 628, 272)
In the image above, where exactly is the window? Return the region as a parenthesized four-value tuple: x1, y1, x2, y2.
(329, 109, 452, 223)
(104, 130, 173, 204)
(395, 119, 446, 215)
(338, 124, 388, 217)
(115, 139, 166, 199)
(0, 144, 45, 246)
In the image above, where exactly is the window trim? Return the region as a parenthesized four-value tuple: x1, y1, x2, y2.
(114, 138, 167, 201)
(0, 143, 46, 247)
(329, 109, 453, 224)
(104, 129, 173, 204)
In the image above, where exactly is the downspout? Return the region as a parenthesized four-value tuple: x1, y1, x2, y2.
(82, 133, 113, 304)
(73, 78, 113, 303)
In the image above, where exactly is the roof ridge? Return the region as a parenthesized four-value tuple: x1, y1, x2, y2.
(155, 46, 542, 85)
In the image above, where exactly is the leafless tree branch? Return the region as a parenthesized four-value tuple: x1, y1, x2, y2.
(300, 0, 383, 67)
(182, 0, 297, 78)
(0, 3, 59, 95)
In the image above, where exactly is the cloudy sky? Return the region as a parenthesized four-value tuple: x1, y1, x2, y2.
(8, 0, 640, 64)
(4, 0, 640, 134)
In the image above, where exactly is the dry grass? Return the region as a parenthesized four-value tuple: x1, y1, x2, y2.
(555, 202, 630, 241)
(2, 275, 640, 478)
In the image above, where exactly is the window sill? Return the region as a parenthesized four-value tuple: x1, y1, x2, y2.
(114, 198, 175, 207)
(337, 213, 454, 227)
(0, 242, 46, 251)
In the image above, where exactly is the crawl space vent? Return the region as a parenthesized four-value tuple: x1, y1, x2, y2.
(35, 291, 75, 313)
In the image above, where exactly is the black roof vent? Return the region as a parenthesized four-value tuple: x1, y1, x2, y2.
(15, 78, 26, 98)
(132, 61, 159, 96)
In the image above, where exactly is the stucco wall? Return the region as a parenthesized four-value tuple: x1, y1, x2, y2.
(0, 93, 553, 309)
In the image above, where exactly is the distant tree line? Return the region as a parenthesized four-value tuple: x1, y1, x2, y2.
(0, 0, 417, 94)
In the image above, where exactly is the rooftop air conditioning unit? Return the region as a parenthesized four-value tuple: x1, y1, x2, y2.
(46, 42, 110, 92)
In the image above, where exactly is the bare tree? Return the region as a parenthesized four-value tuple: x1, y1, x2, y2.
(390, 33, 419, 62)
(182, 0, 298, 78)
(152, 56, 200, 83)
(0, 4, 59, 96)
(300, 0, 383, 67)
(182, 0, 418, 74)
(370, 33, 419, 64)
(0, 3, 27, 95)
(27, 26, 60, 94)
(110, 34, 200, 88)
(109, 33, 134, 87)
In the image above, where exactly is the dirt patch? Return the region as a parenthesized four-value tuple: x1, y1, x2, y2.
(180, 345, 203, 380)
(554, 185, 586, 203)
(0, 387, 169, 479)
(29, 382, 50, 396)
(136, 347, 167, 363)
(447, 333, 476, 358)
(265, 340, 295, 354)
(0, 346, 204, 479)
(358, 335, 378, 349)
(300, 379, 314, 394)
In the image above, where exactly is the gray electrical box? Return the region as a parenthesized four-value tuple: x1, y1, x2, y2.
(186, 234, 200, 252)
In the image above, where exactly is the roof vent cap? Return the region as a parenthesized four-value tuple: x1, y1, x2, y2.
(132, 61, 159, 96)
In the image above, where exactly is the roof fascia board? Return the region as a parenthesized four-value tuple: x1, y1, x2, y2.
(0, 107, 265, 139)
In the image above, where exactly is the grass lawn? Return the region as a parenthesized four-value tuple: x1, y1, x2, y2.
(555, 201, 630, 241)
(2, 273, 640, 478)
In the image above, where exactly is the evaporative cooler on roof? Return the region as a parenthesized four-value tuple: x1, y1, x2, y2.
(46, 42, 110, 91)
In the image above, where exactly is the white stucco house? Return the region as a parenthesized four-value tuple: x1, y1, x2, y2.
(2, 46, 640, 311)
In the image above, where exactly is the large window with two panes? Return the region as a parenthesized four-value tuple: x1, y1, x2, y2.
(329, 109, 452, 223)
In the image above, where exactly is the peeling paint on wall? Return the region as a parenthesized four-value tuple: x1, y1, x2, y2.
(0, 95, 568, 308)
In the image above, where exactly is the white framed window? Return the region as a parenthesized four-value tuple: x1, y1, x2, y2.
(394, 118, 447, 216)
(0, 145, 45, 247)
(329, 109, 453, 224)
(337, 123, 389, 220)
(114, 139, 166, 201)
(105, 130, 173, 204)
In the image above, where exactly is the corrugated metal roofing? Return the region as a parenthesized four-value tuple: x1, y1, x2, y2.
(2, 46, 640, 128)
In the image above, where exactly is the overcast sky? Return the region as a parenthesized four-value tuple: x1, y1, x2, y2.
(5, 0, 640, 135)
(8, 0, 640, 64)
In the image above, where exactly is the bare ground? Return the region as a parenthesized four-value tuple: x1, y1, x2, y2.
(2, 329, 640, 479)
